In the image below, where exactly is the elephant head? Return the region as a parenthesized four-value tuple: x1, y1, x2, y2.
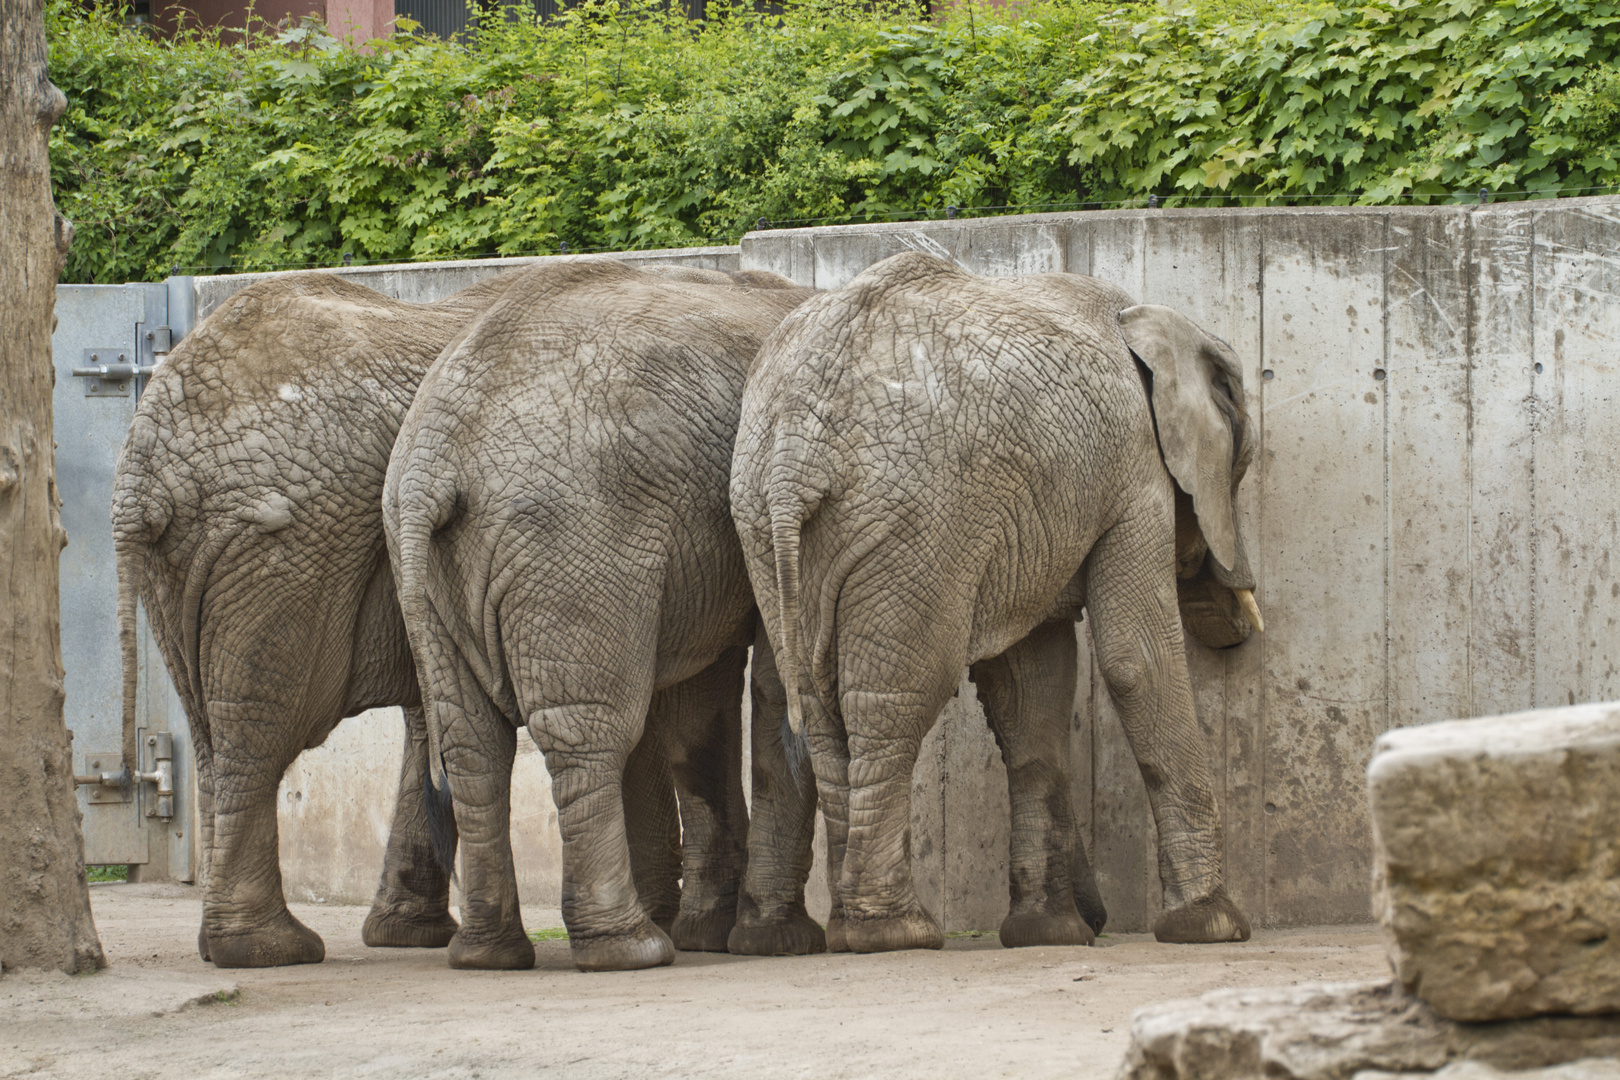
(1119, 304, 1262, 649)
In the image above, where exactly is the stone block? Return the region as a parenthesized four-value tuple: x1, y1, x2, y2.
(1367, 703, 1620, 1020)
(1355, 1058, 1620, 1080)
(1117, 980, 1620, 1080)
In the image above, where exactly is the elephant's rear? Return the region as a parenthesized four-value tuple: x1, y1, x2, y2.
(112, 273, 507, 772)
(734, 253, 1128, 722)
(388, 259, 808, 711)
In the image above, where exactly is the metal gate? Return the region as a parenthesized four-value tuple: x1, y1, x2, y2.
(52, 279, 195, 881)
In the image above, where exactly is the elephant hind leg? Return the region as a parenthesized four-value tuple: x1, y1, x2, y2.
(838, 689, 949, 954)
(200, 720, 325, 968)
(528, 697, 674, 973)
(363, 705, 458, 949)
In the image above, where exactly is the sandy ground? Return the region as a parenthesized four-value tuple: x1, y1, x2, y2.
(2, 883, 1389, 1080)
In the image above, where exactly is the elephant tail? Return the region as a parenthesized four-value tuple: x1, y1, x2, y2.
(388, 475, 454, 797)
(767, 469, 820, 739)
(112, 437, 173, 792)
(115, 536, 143, 792)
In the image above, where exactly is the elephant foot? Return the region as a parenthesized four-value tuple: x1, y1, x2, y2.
(999, 908, 1095, 949)
(726, 906, 827, 956)
(571, 921, 675, 972)
(447, 925, 537, 970)
(844, 906, 943, 954)
(825, 908, 850, 953)
(362, 906, 458, 948)
(1153, 886, 1251, 944)
(204, 910, 326, 968)
(671, 907, 737, 953)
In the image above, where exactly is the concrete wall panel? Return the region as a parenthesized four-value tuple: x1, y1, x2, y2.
(1387, 211, 1473, 729)
(1256, 212, 1388, 926)
(1532, 204, 1620, 709)
(1468, 210, 1536, 718)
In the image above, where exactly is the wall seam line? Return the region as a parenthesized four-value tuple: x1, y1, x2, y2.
(1256, 216, 1268, 928)
(1529, 211, 1538, 707)
(1382, 213, 1393, 735)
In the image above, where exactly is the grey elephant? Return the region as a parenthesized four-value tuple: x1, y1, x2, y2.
(731, 252, 1262, 953)
(384, 258, 823, 971)
(110, 271, 695, 968)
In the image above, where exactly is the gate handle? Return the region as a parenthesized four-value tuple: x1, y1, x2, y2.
(71, 363, 156, 379)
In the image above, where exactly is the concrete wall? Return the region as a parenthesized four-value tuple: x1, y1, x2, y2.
(191, 245, 742, 320)
(232, 204, 1620, 933)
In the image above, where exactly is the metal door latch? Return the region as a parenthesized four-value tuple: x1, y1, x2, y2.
(74, 732, 174, 821)
(72, 348, 160, 397)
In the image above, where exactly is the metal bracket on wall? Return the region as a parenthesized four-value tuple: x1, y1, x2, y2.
(73, 733, 175, 820)
(72, 348, 157, 397)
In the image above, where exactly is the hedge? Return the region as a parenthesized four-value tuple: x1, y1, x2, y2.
(47, 0, 1620, 283)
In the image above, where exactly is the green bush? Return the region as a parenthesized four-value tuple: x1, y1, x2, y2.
(47, 0, 1620, 284)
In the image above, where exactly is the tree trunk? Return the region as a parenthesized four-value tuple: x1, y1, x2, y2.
(0, 0, 105, 975)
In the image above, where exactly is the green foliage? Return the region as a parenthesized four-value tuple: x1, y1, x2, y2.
(1053, 0, 1620, 204)
(85, 864, 128, 882)
(47, 0, 1620, 283)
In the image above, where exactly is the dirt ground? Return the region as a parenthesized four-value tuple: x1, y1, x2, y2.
(2, 883, 1389, 1079)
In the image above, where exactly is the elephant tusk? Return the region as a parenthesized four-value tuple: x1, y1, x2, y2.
(1235, 588, 1264, 633)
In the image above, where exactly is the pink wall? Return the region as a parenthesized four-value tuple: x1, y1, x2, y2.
(324, 0, 394, 43)
(153, 0, 393, 41)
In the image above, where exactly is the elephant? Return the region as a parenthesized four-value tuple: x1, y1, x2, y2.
(383, 258, 825, 972)
(730, 251, 1262, 954)
(110, 269, 689, 968)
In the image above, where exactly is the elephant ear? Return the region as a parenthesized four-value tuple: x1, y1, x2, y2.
(1119, 304, 1251, 575)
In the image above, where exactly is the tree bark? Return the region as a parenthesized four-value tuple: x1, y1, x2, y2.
(0, 0, 105, 975)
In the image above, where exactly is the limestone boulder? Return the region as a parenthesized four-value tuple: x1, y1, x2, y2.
(1117, 980, 1620, 1080)
(1355, 1059, 1620, 1080)
(1367, 702, 1620, 1021)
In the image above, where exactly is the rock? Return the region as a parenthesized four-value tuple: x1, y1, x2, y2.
(1117, 980, 1620, 1080)
(1355, 1059, 1620, 1080)
(1367, 702, 1620, 1021)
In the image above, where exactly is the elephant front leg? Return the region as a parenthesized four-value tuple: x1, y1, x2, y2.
(534, 705, 675, 973)
(623, 725, 682, 935)
(200, 725, 324, 968)
(971, 620, 1102, 948)
(729, 633, 825, 957)
(1087, 518, 1250, 944)
(441, 698, 533, 971)
(363, 706, 458, 949)
(655, 648, 751, 953)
